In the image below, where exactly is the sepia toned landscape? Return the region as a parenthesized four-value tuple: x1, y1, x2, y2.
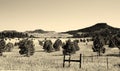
(0, 0, 120, 71)
(0, 23, 119, 71)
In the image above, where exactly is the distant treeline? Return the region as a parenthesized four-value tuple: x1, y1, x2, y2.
(0, 31, 28, 38)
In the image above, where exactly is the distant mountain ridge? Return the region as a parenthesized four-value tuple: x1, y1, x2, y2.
(26, 29, 72, 38)
(1, 23, 120, 38)
(26, 29, 56, 33)
(65, 23, 120, 37)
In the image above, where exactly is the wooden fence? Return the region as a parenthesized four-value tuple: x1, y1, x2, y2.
(63, 54, 82, 68)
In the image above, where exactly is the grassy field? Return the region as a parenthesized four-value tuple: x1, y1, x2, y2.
(0, 38, 119, 71)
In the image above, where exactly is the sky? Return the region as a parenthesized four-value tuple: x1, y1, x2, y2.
(0, 0, 120, 32)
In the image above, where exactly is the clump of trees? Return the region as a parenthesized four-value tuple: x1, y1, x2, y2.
(19, 39, 35, 57)
(62, 39, 80, 55)
(0, 31, 28, 38)
(4, 42, 14, 52)
(0, 39, 6, 56)
(92, 35, 106, 56)
(53, 39, 62, 51)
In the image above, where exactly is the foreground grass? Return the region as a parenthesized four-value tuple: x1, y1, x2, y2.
(0, 39, 119, 71)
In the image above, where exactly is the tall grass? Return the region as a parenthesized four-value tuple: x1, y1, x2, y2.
(0, 38, 119, 71)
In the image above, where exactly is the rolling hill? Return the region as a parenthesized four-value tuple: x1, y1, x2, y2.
(26, 29, 72, 38)
(64, 23, 120, 37)
(26, 29, 49, 33)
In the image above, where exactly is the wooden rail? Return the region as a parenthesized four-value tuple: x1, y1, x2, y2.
(63, 54, 82, 68)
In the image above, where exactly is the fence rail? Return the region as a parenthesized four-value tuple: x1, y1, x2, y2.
(63, 54, 82, 68)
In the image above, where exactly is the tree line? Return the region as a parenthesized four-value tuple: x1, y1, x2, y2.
(0, 31, 28, 38)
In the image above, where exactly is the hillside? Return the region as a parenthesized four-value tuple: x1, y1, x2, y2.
(65, 23, 120, 37)
(26, 29, 49, 33)
(66, 23, 120, 34)
(26, 29, 72, 38)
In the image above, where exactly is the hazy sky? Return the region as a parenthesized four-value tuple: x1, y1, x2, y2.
(0, 0, 120, 32)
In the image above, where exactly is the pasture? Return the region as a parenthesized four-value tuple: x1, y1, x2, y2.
(0, 38, 119, 71)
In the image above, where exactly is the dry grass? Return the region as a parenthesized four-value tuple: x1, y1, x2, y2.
(0, 38, 119, 71)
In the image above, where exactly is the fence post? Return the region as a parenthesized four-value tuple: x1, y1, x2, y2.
(119, 49, 120, 57)
(63, 54, 65, 67)
(79, 54, 82, 68)
(68, 54, 71, 67)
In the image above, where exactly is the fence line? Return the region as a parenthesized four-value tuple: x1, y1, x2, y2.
(81, 54, 109, 69)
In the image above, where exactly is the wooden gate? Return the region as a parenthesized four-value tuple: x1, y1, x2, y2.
(63, 54, 82, 68)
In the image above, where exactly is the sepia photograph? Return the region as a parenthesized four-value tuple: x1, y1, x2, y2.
(0, 0, 120, 71)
